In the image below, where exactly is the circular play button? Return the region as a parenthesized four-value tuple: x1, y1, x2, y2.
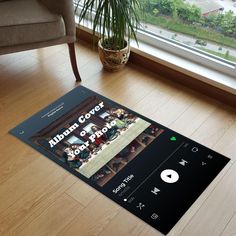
(160, 169, 179, 183)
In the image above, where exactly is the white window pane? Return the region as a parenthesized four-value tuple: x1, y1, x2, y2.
(67, 135, 84, 145)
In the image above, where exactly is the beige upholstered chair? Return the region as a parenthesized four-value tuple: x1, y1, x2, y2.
(0, 0, 81, 81)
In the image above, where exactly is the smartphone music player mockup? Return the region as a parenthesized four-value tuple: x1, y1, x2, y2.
(10, 86, 230, 235)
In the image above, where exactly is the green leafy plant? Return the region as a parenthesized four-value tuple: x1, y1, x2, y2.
(75, 0, 141, 50)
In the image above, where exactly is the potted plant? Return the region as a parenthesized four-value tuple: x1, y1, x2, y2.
(75, 0, 141, 71)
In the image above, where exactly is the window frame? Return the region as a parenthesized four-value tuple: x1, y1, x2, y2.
(74, 4, 236, 78)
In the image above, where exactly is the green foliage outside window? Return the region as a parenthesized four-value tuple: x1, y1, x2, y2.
(140, 0, 236, 37)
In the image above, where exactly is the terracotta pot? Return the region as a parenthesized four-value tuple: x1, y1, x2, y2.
(98, 39, 130, 72)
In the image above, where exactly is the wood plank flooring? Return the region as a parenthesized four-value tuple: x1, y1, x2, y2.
(0, 40, 236, 236)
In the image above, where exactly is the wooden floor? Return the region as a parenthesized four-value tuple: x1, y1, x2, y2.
(0, 40, 236, 236)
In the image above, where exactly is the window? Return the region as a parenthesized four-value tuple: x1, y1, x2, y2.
(66, 135, 84, 145)
(137, 0, 236, 77)
(99, 112, 110, 119)
(74, 0, 236, 78)
(83, 123, 97, 134)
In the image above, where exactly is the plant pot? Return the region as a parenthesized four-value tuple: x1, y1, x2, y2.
(98, 39, 130, 72)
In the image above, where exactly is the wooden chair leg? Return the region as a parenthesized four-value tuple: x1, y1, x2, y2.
(68, 43, 81, 81)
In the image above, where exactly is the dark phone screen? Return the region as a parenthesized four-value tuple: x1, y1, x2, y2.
(10, 86, 230, 235)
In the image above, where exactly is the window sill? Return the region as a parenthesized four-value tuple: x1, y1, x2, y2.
(130, 41, 236, 95)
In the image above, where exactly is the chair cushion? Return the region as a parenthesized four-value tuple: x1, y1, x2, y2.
(0, 0, 66, 47)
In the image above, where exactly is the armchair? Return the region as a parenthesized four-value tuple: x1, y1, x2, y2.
(0, 0, 81, 81)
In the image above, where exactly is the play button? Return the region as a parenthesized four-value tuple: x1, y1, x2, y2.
(160, 169, 179, 183)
